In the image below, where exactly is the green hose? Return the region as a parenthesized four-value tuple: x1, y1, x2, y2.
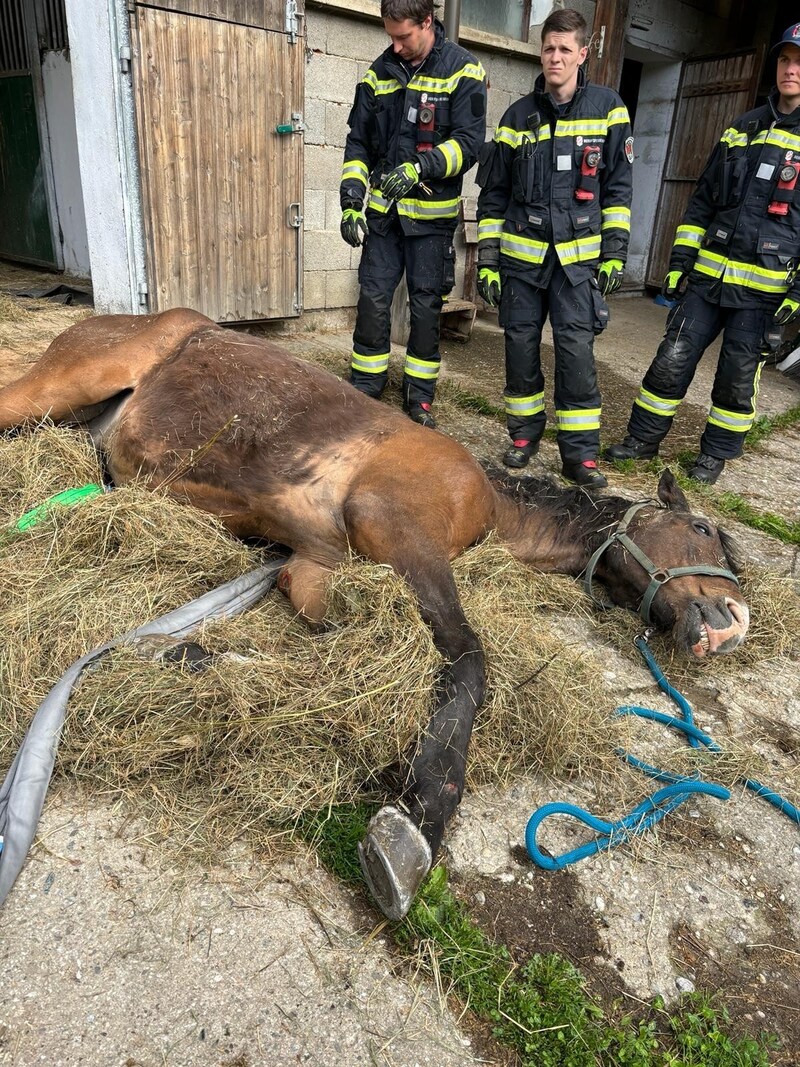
(12, 483, 105, 532)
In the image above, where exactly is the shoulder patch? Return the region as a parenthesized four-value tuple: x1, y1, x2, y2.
(624, 135, 635, 164)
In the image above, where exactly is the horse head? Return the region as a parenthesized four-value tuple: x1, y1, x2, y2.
(587, 469, 749, 657)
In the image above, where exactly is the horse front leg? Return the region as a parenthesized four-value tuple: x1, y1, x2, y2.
(358, 561, 485, 920)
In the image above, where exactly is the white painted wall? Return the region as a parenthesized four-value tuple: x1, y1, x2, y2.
(64, 0, 146, 313)
(40, 50, 90, 277)
(626, 60, 682, 287)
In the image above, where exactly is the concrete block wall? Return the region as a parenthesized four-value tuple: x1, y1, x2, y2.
(301, 8, 539, 313)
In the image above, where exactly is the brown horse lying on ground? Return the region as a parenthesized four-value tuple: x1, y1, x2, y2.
(0, 309, 749, 919)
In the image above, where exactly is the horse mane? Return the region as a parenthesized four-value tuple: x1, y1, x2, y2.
(483, 464, 743, 574)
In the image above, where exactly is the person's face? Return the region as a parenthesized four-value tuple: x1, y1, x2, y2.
(384, 15, 434, 64)
(541, 30, 588, 94)
(777, 43, 800, 108)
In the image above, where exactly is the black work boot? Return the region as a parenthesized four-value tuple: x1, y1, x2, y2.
(562, 459, 608, 489)
(687, 453, 725, 485)
(502, 439, 539, 469)
(407, 402, 437, 429)
(604, 435, 660, 461)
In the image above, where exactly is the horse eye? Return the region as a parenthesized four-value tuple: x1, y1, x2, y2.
(692, 521, 712, 537)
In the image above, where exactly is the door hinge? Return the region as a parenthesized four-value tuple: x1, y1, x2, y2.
(285, 0, 301, 44)
(138, 281, 149, 308)
(119, 46, 132, 75)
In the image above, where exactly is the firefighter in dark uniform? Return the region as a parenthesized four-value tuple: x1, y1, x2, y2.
(606, 24, 800, 485)
(476, 8, 633, 488)
(339, 0, 487, 428)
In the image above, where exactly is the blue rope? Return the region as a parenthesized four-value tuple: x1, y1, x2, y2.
(526, 637, 800, 870)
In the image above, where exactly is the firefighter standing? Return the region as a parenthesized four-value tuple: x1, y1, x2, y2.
(476, 8, 633, 488)
(339, 0, 487, 428)
(606, 24, 800, 485)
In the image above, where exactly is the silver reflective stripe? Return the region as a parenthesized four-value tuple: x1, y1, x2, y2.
(505, 393, 545, 416)
(633, 388, 681, 417)
(352, 352, 390, 374)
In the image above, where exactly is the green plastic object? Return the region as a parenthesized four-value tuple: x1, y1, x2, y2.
(14, 484, 105, 532)
(275, 123, 294, 134)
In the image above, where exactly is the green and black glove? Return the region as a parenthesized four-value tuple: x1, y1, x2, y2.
(340, 203, 368, 247)
(381, 161, 420, 202)
(597, 259, 624, 297)
(477, 266, 501, 307)
(662, 270, 687, 300)
(774, 296, 800, 325)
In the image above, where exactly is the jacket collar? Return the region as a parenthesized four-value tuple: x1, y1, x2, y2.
(769, 86, 800, 126)
(534, 64, 587, 117)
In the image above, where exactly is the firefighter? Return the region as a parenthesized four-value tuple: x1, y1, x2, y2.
(475, 8, 633, 488)
(339, 0, 487, 428)
(606, 24, 800, 485)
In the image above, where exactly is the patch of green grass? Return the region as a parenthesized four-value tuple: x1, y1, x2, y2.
(440, 382, 505, 418)
(712, 490, 799, 544)
(746, 401, 800, 446)
(301, 806, 779, 1067)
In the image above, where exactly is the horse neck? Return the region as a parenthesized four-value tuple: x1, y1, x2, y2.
(491, 485, 626, 577)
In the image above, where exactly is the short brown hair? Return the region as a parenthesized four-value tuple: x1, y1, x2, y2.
(541, 8, 587, 49)
(381, 0, 434, 24)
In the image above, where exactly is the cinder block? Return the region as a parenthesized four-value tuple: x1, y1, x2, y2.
(325, 269, 361, 308)
(303, 190, 326, 231)
(305, 52, 361, 105)
(303, 97, 327, 146)
(304, 10, 329, 53)
(304, 228, 354, 270)
(326, 190, 345, 230)
(305, 144, 346, 191)
(325, 18, 385, 62)
(303, 270, 327, 310)
(325, 100, 351, 148)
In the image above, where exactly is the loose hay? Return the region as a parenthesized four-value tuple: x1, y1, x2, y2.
(0, 428, 628, 858)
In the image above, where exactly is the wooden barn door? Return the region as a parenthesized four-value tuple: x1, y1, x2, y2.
(130, 1, 304, 322)
(646, 49, 761, 289)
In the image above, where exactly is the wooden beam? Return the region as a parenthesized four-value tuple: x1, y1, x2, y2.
(586, 0, 629, 92)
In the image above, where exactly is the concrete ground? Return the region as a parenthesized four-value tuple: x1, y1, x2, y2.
(1, 280, 799, 1065)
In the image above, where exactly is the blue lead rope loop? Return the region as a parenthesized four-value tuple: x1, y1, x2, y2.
(526, 631, 800, 871)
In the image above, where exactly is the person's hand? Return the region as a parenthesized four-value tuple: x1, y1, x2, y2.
(774, 296, 800, 325)
(381, 161, 419, 202)
(477, 266, 501, 307)
(597, 259, 624, 297)
(662, 270, 687, 300)
(340, 206, 368, 247)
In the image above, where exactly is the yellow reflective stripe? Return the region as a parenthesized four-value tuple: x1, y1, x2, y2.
(707, 405, 755, 432)
(478, 218, 504, 241)
(505, 393, 545, 416)
(404, 354, 440, 380)
(555, 117, 608, 138)
(721, 127, 748, 149)
(435, 138, 463, 177)
(721, 261, 790, 294)
(500, 232, 548, 264)
(674, 224, 705, 249)
(495, 125, 551, 148)
(341, 159, 368, 186)
(367, 190, 390, 214)
(750, 128, 800, 153)
(694, 249, 726, 278)
(351, 351, 390, 374)
(556, 234, 602, 265)
(601, 206, 631, 232)
(397, 197, 459, 220)
(556, 408, 601, 431)
(411, 61, 486, 94)
(363, 70, 401, 96)
(607, 106, 629, 127)
(633, 387, 681, 417)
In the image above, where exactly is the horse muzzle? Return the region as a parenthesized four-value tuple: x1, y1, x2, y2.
(688, 596, 750, 658)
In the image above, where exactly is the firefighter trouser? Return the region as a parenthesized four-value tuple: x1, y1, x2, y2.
(500, 265, 603, 464)
(627, 286, 769, 460)
(350, 218, 455, 407)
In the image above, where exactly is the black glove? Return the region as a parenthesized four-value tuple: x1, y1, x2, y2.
(774, 297, 800, 325)
(340, 203, 368, 247)
(597, 260, 624, 297)
(476, 266, 501, 307)
(381, 161, 420, 202)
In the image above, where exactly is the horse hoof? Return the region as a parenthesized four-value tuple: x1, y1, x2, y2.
(358, 806, 431, 921)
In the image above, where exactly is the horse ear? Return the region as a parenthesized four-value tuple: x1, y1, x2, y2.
(657, 468, 689, 512)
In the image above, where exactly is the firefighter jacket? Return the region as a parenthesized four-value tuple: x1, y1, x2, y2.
(668, 89, 800, 309)
(476, 68, 633, 285)
(340, 19, 487, 236)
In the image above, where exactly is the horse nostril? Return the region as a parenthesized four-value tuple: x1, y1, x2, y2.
(725, 597, 747, 628)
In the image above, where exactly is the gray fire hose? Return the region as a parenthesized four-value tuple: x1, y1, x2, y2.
(0, 559, 287, 905)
